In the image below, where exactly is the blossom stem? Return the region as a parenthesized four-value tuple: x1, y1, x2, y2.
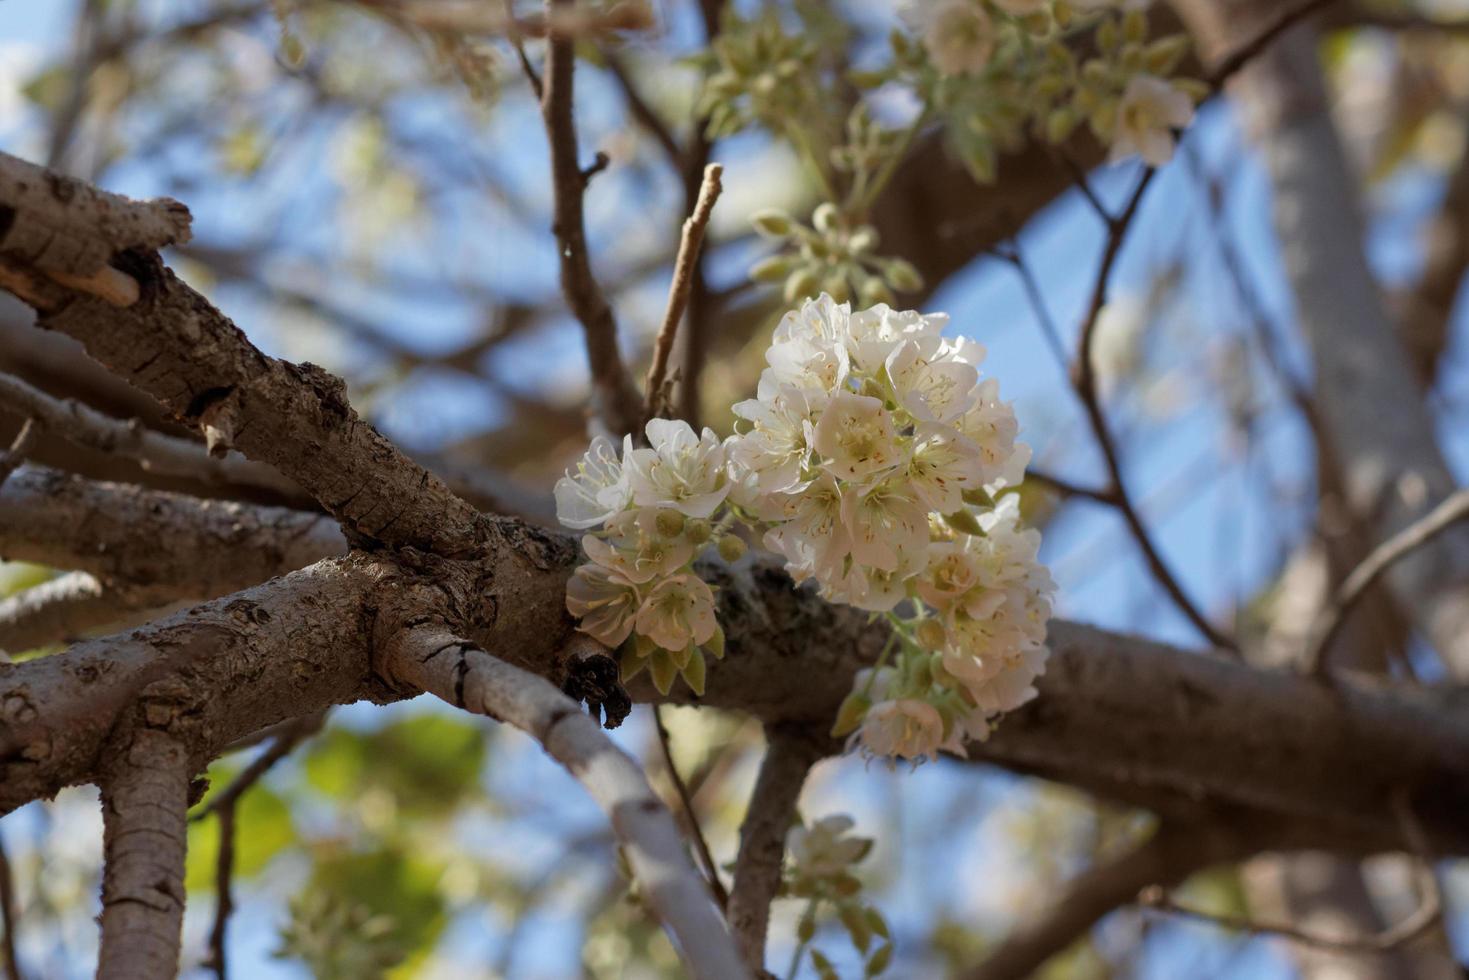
(852, 105, 932, 217)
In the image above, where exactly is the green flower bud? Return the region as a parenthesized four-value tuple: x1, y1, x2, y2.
(822, 274, 851, 303)
(1096, 18, 1119, 55)
(784, 267, 819, 301)
(813, 201, 841, 234)
(685, 518, 712, 545)
(830, 689, 871, 737)
(716, 534, 747, 562)
(882, 257, 923, 294)
(1122, 9, 1148, 44)
(1172, 77, 1210, 102)
(858, 276, 894, 309)
(1145, 35, 1192, 75)
(751, 209, 794, 239)
(944, 508, 986, 536)
(750, 254, 795, 283)
(654, 509, 685, 538)
(1046, 106, 1079, 144)
(847, 225, 879, 254)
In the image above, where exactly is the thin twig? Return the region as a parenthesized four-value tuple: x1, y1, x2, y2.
(603, 48, 682, 167)
(1140, 792, 1441, 954)
(196, 715, 322, 980)
(0, 834, 20, 980)
(1208, 0, 1339, 89)
(1026, 467, 1114, 506)
(1302, 488, 1469, 675)
(652, 705, 729, 908)
(645, 163, 723, 421)
(1067, 168, 1237, 652)
(504, 0, 541, 100)
(0, 419, 37, 490)
(991, 243, 1069, 377)
(537, 0, 644, 437)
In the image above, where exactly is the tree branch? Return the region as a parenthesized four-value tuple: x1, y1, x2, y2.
(0, 418, 35, 490)
(376, 625, 749, 980)
(645, 163, 723, 421)
(727, 727, 826, 971)
(652, 704, 729, 907)
(536, 0, 643, 437)
(96, 726, 190, 980)
(0, 571, 165, 654)
(959, 821, 1250, 980)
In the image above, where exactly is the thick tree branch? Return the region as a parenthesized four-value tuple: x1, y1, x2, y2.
(0, 466, 345, 598)
(376, 625, 748, 980)
(727, 727, 826, 971)
(536, 0, 643, 436)
(96, 726, 190, 980)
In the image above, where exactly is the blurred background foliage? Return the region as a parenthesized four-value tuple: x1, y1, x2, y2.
(2, 0, 1469, 977)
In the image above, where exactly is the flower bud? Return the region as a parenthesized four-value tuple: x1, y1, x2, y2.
(654, 509, 685, 538)
(858, 276, 894, 309)
(685, 518, 712, 544)
(830, 689, 871, 737)
(783, 267, 819, 301)
(1122, 9, 1147, 44)
(716, 534, 746, 562)
(882, 257, 923, 293)
(1046, 106, 1078, 144)
(847, 225, 879, 254)
(944, 508, 986, 537)
(822, 274, 851, 303)
(750, 254, 794, 283)
(1145, 36, 1192, 75)
(751, 209, 794, 239)
(812, 201, 841, 234)
(915, 618, 947, 651)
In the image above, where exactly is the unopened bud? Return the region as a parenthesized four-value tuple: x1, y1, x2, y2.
(751, 209, 794, 239)
(830, 690, 872, 737)
(812, 202, 841, 234)
(716, 534, 746, 562)
(654, 509, 685, 538)
(685, 518, 712, 545)
(750, 254, 794, 283)
(882, 258, 923, 293)
(915, 619, 947, 650)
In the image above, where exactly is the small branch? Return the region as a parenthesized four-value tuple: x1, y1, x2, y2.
(1207, 0, 1338, 88)
(603, 49, 683, 168)
(960, 822, 1244, 980)
(538, 0, 644, 437)
(1025, 468, 1114, 506)
(0, 373, 300, 499)
(0, 571, 170, 655)
(0, 834, 20, 980)
(1141, 793, 1441, 954)
(0, 418, 36, 490)
(377, 625, 748, 980)
(727, 728, 825, 971)
(503, 0, 542, 100)
(1302, 488, 1469, 674)
(652, 704, 729, 908)
(645, 163, 723, 421)
(196, 715, 322, 980)
(97, 728, 190, 980)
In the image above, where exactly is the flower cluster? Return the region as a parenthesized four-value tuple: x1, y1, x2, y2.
(784, 815, 891, 979)
(556, 295, 1055, 762)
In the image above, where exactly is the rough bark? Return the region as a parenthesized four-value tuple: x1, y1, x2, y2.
(96, 727, 189, 980)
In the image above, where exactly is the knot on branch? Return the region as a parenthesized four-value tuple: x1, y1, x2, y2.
(559, 634, 631, 729)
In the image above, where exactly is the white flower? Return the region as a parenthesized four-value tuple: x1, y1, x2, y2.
(788, 815, 872, 879)
(821, 543, 924, 612)
(554, 434, 632, 529)
(1110, 74, 1193, 167)
(763, 474, 850, 583)
(918, 0, 995, 76)
(625, 419, 731, 518)
(635, 573, 718, 652)
(969, 646, 1048, 715)
(857, 698, 946, 761)
(812, 390, 906, 486)
(953, 378, 1021, 486)
(841, 477, 929, 574)
(581, 509, 695, 584)
(906, 422, 985, 514)
(844, 304, 946, 373)
(773, 292, 850, 346)
(765, 337, 850, 407)
(885, 341, 979, 425)
(566, 563, 642, 647)
(726, 379, 815, 495)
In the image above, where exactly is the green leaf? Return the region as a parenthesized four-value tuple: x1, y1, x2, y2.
(681, 647, 707, 696)
(840, 903, 872, 952)
(649, 648, 679, 696)
(866, 942, 893, 975)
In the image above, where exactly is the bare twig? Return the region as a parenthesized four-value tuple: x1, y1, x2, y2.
(727, 728, 825, 971)
(1025, 467, 1114, 506)
(377, 626, 748, 980)
(97, 728, 190, 980)
(652, 705, 729, 908)
(503, 0, 542, 100)
(1141, 793, 1441, 954)
(536, 0, 644, 437)
(961, 821, 1248, 980)
(1303, 488, 1469, 674)
(0, 418, 36, 490)
(197, 715, 322, 980)
(645, 163, 723, 421)
(0, 834, 20, 980)
(1207, 0, 1338, 88)
(0, 571, 163, 654)
(1067, 167, 1236, 652)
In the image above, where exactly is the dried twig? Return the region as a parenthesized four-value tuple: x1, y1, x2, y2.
(645, 163, 723, 421)
(0, 419, 36, 490)
(652, 705, 729, 908)
(1302, 488, 1469, 675)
